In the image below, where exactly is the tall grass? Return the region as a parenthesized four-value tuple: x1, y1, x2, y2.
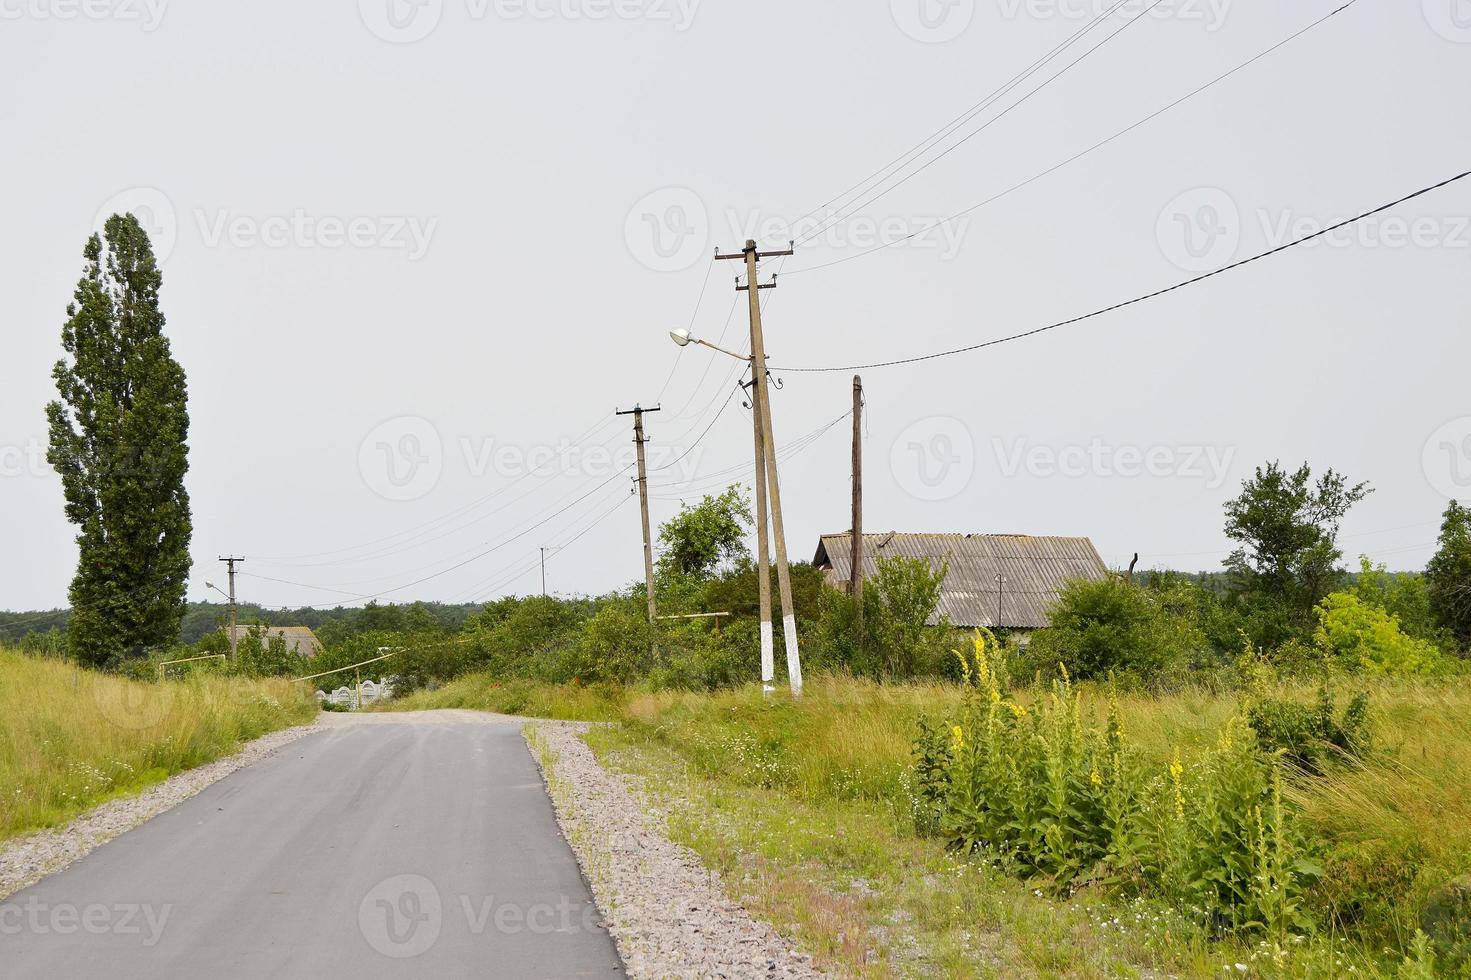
(0, 648, 316, 841)
(382, 674, 629, 722)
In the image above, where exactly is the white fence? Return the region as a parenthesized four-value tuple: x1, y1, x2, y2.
(314, 677, 396, 710)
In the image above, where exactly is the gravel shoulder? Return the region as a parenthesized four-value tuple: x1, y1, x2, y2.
(0, 721, 320, 900)
(527, 720, 826, 980)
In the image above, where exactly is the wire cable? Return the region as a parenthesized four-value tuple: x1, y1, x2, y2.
(788, 1, 1361, 277)
(793, 0, 1162, 249)
(771, 168, 1471, 373)
(786, 0, 1134, 241)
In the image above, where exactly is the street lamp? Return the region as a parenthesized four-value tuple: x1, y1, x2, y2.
(668, 328, 749, 362)
(204, 581, 229, 601)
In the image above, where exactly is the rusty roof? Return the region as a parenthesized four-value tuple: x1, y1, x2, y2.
(225, 625, 324, 657)
(813, 532, 1109, 630)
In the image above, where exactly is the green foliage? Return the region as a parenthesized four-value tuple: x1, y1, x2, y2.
(230, 627, 301, 678)
(1313, 593, 1447, 675)
(655, 485, 752, 581)
(1351, 557, 1449, 649)
(1244, 684, 1371, 775)
(1428, 501, 1471, 649)
(698, 561, 825, 626)
(574, 601, 653, 684)
(919, 634, 1316, 937)
(1222, 461, 1371, 647)
(813, 555, 951, 679)
(45, 214, 193, 667)
(1026, 576, 1205, 682)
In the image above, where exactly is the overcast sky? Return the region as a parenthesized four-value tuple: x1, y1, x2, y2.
(2, 0, 1468, 612)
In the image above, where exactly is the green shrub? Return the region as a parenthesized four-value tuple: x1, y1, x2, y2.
(1025, 576, 1206, 683)
(1313, 592, 1447, 675)
(918, 633, 1316, 936)
(1245, 684, 1371, 775)
(813, 555, 951, 679)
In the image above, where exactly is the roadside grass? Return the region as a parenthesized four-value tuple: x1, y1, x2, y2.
(381, 674, 629, 722)
(0, 648, 316, 842)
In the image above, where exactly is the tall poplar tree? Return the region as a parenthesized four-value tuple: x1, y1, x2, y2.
(46, 214, 193, 667)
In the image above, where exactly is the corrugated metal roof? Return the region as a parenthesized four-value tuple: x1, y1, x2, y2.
(226, 625, 324, 657)
(813, 532, 1109, 630)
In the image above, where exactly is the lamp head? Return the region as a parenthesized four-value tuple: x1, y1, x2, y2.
(669, 328, 693, 347)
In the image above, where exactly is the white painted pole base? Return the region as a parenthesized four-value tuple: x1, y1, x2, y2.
(783, 614, 802, 697)
(759, 620, 775, 695)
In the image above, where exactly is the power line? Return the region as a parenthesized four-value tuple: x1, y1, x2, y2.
(242, 463, 637, 593)
(251, 410, 623, 564)
(788, 0, 1361, 278)
(242, 464, 636, 605)
(786, 0, 1134, 243)
(793, 0, 1162, 249)
(771, 167, 1471, 374)
(650, 383, 744, 474)
(650, 408, 852, 496)
(653, 256, 716, 404)
(453, 491, 637, 602)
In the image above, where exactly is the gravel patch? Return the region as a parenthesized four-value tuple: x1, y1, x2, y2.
(527, 721, 826, 980)
(0, 722, 320, 900)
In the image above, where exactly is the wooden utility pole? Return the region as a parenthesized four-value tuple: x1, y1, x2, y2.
(219, 556, 243, 658)
(540, 547, 548, 596)
(718, 239, 803, 696)
(746, 374, 775, 690)
(851, 376, 864, 638)
(616, 405, 661, 629)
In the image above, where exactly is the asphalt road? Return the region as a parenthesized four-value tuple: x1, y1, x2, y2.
(3, 712, 625, 979)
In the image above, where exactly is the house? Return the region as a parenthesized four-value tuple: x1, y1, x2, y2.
(812, 532, 1109, 632)
(225, 625, 324, 658)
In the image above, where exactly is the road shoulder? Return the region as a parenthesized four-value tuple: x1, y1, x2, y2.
(526, 720, 825, 979)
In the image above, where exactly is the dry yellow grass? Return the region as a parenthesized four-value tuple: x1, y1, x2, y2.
(0, 648, 316, 841)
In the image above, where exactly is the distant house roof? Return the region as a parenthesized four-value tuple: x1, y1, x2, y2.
(225, 625, 323, 658)
(813, 532, 1109, 630)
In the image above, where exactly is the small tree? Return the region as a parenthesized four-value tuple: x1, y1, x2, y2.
(1351, 557, 1445, 647)
(46, 214, 192, 668)
(1313, 592, 1443, 675)
(1222, 461, 1371, 645)
(656, 485, 752, 581)
(1028, 576, 1205, 681)
(815, 555, 948, 679)
(1427, 501, 1471, 648)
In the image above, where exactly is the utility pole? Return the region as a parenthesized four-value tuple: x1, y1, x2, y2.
(541, 547, 549, 597)
(746, 373, 775, 691)
(851, 375, 864, 641)
(616, 405, 661, 630)
(718, 239, 803, 696)
(995, 573, 1007, 630)
(219, 556, 244, 659)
